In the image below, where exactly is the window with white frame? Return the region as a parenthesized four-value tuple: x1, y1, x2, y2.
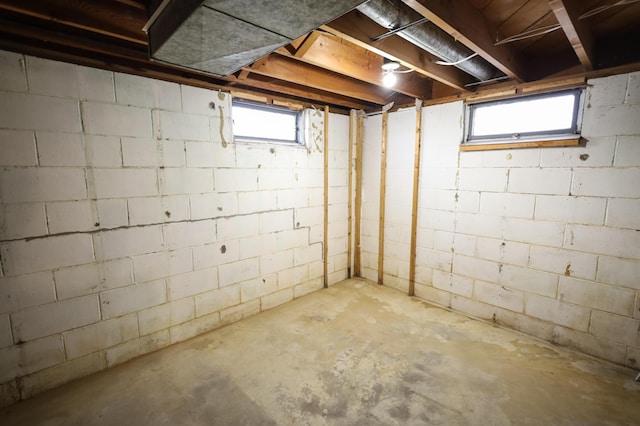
(232, 99, 303, 145)
(463, 88, 585, 148)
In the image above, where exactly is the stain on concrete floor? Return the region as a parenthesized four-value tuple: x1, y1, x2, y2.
(1, 278, 639, 425)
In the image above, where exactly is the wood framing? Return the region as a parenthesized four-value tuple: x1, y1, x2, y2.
(249, 54, 407, 105)
(323, 105, 330, 289)
(293, 31, 322, 58)
(0, 0, 147, 44)
(353, 112, 364, 277)
(347, 110, 355, 278)
(227, 72, 375, 111)
(400, 0, 528, 82)
(322, 11, 473, 91)
(2, 0, 639, 112)
(0, 16, 376, 112)
(549, 0, 594, 71)
(460, 138, 581, 151)
(278, 32, 433, 99)
(408, 100, 423, 297)
(377, 111, 389, 285)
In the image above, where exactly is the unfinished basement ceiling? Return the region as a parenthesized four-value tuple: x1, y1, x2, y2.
(0, 0, 639, 111)
(147, 0, 367, 76)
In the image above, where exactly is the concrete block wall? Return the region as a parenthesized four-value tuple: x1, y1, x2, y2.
(327, 113, 350, 286)
(360, 114, 382, 282)
(362, 72, 640, 368)
(380, 109, 415, 292)
(0, 50, 349, 405)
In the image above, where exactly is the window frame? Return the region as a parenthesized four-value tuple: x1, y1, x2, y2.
(231, 99, 304, 146)
(462, 88, 585, 149)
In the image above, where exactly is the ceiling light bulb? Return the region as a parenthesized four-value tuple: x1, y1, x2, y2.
(382, 72, 397, 88)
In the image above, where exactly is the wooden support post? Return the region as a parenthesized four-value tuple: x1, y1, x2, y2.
(353, 112, 364, 277)
(408, 100, 423, 297)
(377, 111, 388, 285)
(323, 105, 330, 289)
(347, 110, 355, 279)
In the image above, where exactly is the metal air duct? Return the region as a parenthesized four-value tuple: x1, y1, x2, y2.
(357, 0, 501, 81)
(147, 0, 367, 77)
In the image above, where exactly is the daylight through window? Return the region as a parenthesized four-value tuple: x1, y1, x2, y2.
(232, 100, 301, 144)
(464, 88, 584, 147)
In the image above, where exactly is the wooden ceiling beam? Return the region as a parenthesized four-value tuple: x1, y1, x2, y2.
(293, 32, 322, 58)
(227, 74, 378, 111)
(247, 53, 397, 105)
(399, 0, 528, 82)
(0, 15, 376, 111)
(276, 32, 433, 99)
(236, 69, 250, 80)
(0, 32, 371, 113)
(323, 11, 473, 92)
(281, 33, 310, 56)
(0, 15, 150, 63)
(549, 0, 594, 71)
(0, 0, 147, 45)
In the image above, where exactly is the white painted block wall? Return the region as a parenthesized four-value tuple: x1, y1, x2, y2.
(381, 108, 415, 292)
(360, 114, 382, 282)
(327, 113, 350, 286)
(362, 72, 640, 368)
(0, 50, 349, 405)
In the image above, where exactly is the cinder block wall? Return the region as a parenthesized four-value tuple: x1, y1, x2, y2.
(362, 72, 640, 368)
(0, 50, 350, 405)
(361, 113, 382, 281)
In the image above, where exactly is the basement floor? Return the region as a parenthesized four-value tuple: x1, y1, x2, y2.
(1, 278, 639, 425)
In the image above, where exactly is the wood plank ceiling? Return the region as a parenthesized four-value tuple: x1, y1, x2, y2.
(0, 0, 639, 112)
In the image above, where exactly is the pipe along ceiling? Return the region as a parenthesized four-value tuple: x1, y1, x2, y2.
(358, 0, 503, 82)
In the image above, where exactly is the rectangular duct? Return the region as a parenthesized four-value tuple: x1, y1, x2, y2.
(147, 0, 366, 77)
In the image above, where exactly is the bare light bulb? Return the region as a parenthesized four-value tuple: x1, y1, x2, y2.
(382, 72, 397, 87)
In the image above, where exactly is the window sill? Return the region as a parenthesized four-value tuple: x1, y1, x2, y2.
(460, 138, 580, 151)
(233, 138, 307, 149)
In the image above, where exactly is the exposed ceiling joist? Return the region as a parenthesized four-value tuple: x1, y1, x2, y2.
(0, 14, 149, 65)
(227, 73, 376, 111)
(292, 32, 322, 58)
(323, 11, 473, 92)
(247, 53, 410, 105)
(0, 0, 639, 111)
(549, 0, 594, 71)
(399, 0, 528, 82)
(235, 68, 251, 80)
(0, 0, 146, 44)
(277, 32, 433, 99)
(0, 12, 376, 112)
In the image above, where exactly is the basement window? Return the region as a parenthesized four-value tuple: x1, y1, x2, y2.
(462, 88, 584, 151)
(232, 100, 303, 145)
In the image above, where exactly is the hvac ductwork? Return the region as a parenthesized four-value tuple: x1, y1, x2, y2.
(147, 0, 366, 76)
(357, 0, 501, 81)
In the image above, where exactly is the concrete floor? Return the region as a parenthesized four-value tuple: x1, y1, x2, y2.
(1, 278, 639, 425)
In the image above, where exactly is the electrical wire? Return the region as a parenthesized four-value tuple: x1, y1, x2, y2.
(494, 24, 561, 46)
(494, 0, 638, 46)
(435, 52, 478, 66)
(579, 0, 640, 19)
